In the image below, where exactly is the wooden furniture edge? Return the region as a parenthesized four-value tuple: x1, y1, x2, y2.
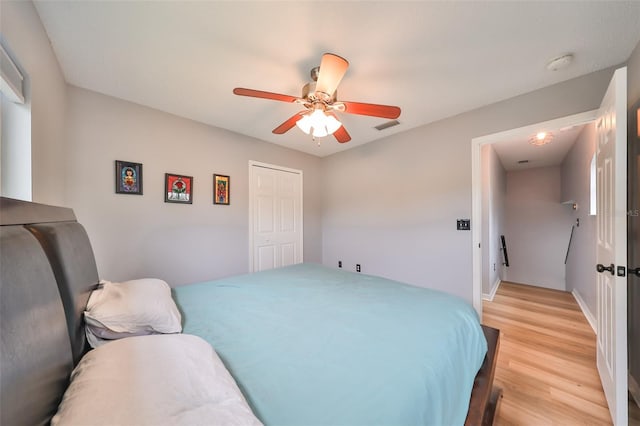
(464, 325, 502, 426)
(0, 197, 76, 226)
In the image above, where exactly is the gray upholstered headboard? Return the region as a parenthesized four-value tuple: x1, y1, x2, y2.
(28, 222, 99, 364)
(0, 197, 100, 425)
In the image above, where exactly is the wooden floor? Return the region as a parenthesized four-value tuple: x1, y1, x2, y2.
(632, 398, 640, 426)
(483, 281, 612, 425)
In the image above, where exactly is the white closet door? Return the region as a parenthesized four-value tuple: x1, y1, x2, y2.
(249, 162, 303, 272)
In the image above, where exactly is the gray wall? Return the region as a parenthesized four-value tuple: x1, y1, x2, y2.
(65, 86, 323, 286)
(3, 0, 323, 287)
(560, 123, 597, 316)
(322, 68, 615, 303)
(5, 0, 626, 301)
(504, 167, 572, 291)
(0, 0, 68, 205)
(481, 144, 506, 296)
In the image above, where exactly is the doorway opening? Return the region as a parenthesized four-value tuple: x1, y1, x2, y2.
(473, 67, 629, 425)
(471, 110, 597, 317)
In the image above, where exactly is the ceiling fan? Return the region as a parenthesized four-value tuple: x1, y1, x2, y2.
(233, 53, 401, 143)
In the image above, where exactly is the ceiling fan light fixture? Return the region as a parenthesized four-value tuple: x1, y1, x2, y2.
(314, 53, 349, 97)
(233, 53, 399, 145)
(296, 109, 342, 138)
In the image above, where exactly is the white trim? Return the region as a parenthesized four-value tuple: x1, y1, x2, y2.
(571, 289, 596, 333)
(248, 161, 304, 273)
(471, 110, 597, 146)
(471, 110, 598, 319)
(249, 160, 302, 175)
(589, 153, 597, 216)
(471, 138, 483, 319)
(482, 278, 501, 302)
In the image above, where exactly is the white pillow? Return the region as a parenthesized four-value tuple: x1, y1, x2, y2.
(84, 278, 182, 348)
(51, 334, 262, 426)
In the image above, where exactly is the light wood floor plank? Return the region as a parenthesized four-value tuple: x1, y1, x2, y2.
(483, 281, 613, 425)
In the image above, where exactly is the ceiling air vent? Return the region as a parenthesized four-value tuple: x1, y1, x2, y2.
(517, 160, 529, 164)
(374, 120, 400, 131)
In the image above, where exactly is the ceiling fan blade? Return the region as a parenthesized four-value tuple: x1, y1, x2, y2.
(325, 112, 351, 143)
(340, 101, 401, 119)
(315, 53, 349, 96)
(233, 88, 298, 103)
(333, 125, 351, 143)
(273, 112, 305, 134)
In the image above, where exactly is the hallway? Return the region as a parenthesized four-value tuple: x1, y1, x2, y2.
(483, 281, 611, 425)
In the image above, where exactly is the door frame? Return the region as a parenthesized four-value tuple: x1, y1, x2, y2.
(248, 160, 304, 273)
(628, 100, 640, 412)
(470, 110, 598, 319)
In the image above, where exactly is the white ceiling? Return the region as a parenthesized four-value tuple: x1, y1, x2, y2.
(492, 123, 589, 171)
(33, 1, 640, 157)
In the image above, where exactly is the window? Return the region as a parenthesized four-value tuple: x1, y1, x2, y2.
(1, 41, 31, 201)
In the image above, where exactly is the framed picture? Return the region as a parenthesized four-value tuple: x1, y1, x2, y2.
(115, 160, 143, 195)
(165, 173, 193, 204)
(213, 174, 230, 205)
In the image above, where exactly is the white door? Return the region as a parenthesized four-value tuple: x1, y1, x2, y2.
(249, 162, 303, 272)
(596, 67, 627, 425)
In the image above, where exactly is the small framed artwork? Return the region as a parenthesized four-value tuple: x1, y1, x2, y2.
(115, 160, 143, 195)
(213, 174, 230, 205)
(165, 173, 193, 204)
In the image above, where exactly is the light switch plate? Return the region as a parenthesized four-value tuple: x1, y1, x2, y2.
(457, 219, 471, 230)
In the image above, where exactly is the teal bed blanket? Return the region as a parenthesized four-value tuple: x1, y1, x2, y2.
(174, 263, 487, 426)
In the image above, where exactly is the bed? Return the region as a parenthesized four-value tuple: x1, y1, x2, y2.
(0, 196, 501, 425)
(175, 264, 488, 425)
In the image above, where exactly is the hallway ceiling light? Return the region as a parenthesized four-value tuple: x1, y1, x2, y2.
(529, 131, 554, 146)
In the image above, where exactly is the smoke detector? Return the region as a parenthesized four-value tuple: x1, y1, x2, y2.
(546, 54, 574, 71)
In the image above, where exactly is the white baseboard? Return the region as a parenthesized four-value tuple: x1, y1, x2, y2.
(571, 289, 596, 333)
(482, 278, 501, 302)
